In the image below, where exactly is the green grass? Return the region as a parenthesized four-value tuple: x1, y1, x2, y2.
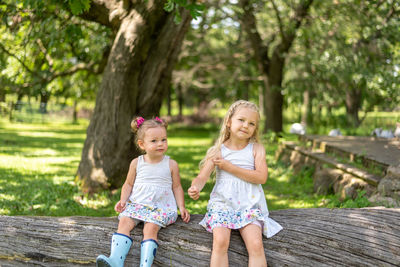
(0, 119, 117, 216)
(0, 116, 375, 217)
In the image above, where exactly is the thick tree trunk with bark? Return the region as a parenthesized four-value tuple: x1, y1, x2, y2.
(1, 208, 399, 266)
(77, 1, 191, 193)
(239, 0, 313, 133)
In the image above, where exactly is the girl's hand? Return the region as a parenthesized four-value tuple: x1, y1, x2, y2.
(180, 208, 190, 223)
(212, 157, 230, 170)
(114, 200, 126, 213)
(188, 185, 200, 200)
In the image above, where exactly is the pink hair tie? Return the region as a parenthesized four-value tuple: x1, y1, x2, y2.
(136, 117, 145, 127)
(154, 117, 163, 123)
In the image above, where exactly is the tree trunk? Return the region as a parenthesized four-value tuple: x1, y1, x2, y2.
(264, 58, 284, 132)
(239, 0, 313, 133)
(77, 3, 191, 193)
(258, 83, 264, 118)
(39, 91, 49, 114)
(167, 85, 172, 116)
(177, 83, 183, 119)
(73, 99, 78, 123)
(0, 88, 5, 102)
(301, 90, 314, 126)
(345, 88, 362, 127)
(1, 208, 399, 266)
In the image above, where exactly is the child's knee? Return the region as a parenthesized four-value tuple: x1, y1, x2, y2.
(213, 234, 230, 251)
(143, 223, 160, 239)
(118, 216, 135, 231)
(247, 238, 264, 255)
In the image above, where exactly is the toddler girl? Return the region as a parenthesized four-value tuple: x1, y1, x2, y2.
(188, 100, 282, 267)
(97, 117, 190, 267)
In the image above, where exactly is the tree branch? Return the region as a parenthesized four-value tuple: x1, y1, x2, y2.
(279, 0, 313, 53)
(270, 0, 286, 42)
(79, 0, 133, 29)
(0, 42, 35, 76)
(36, 39, 54, 71)
(239, 0, 270, 71)
(47, 62, 97, 83)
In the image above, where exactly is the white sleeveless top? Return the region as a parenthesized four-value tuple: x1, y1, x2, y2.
(217, 143, 255, 181)
(120, 155, 178, 227)
(199, 143, 283, 238)
(133, 155, 173, 187)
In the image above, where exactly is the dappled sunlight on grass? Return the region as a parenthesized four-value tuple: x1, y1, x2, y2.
(1, 115, 375, 217)
(0, 119, 118, 216)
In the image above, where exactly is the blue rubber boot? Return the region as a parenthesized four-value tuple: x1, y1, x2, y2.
(140, 239, 158, 267)
(96, 233, 133, 267)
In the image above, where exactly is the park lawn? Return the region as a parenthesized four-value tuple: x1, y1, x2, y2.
(0, 118, 360, 217)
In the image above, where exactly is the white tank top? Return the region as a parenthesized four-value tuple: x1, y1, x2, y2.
(217, 143, 254, 181)
(134, 155, 172, 187)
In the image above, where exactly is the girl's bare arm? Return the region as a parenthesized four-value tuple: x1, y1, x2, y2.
(120, 158, 137, 203)
(213, 143, 268, 184)
(188, 159, 215, 200)
(170, 160, 190, 222)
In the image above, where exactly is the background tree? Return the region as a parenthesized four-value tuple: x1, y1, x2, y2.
(285, 0, 400, 129)
(172, 0, 263, 118)
(239, 0, 313, 133)
(0, 1, 109, 112)
(76, 0, 195, 193)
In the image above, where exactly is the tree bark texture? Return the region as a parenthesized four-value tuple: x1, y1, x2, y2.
(239, 0, 313, 133)
(1, 208, 399, 266)
(77, 1, 191, 193)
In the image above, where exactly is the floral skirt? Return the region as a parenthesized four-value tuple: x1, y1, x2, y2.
(199, 206, 262, 230)
(199, 205, 282, 238)
(119, 202, 177, 227)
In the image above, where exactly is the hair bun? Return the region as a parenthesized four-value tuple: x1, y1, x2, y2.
(131, 117, 142, 133)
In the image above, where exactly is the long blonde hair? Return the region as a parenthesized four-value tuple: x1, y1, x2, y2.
(199, 100, 261, 170)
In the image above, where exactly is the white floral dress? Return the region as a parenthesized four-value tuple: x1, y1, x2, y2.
(119, 155, 178, 227)
(199, 143, 283, 238)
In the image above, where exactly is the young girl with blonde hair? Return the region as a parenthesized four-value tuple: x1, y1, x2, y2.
(188, 100, 282, 267)
(97, 117, 190, 267)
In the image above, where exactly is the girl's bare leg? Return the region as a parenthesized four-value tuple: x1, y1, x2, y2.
(210, 227, 231, 267)
(117, 216, 135, 235)
(143, 222, 160, 241)
(239, 224, 267, 267)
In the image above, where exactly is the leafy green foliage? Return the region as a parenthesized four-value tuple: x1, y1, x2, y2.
(326, 190, 371, 209)
(67, 0, 91, 15)
(169, 0, 204, 23)
(284, 0, 400, 126)
(0, 0, 111, 105)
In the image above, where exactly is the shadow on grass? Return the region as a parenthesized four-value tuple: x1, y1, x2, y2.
(0, 166, 117, 216)
(0, 119, 330, 216)
(0, 131, 84, 156)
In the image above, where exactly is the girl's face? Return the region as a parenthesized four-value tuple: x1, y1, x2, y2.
(138, 127, 168, 157)
(228, 107, 258, 141)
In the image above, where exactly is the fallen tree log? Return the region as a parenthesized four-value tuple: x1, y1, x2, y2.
(1, 208, 399, 266)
